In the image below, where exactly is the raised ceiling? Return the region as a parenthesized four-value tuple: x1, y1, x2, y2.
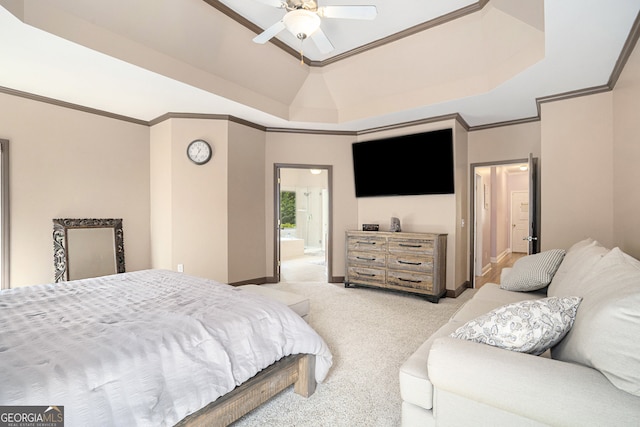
(0, 0, 638, 132)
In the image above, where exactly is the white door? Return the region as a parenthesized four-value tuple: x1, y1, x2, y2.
(511, 191, 529, 253)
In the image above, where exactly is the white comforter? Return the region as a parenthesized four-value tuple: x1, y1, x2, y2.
(0, 270, 332, 426)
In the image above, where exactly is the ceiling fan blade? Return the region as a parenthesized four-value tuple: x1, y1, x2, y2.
(310, 28, 334, 54)
(253, 20, 286, 44)
(252, 0, 287, 8)
(319, 5, 377, 20)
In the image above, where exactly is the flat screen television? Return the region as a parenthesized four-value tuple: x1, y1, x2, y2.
(352, 128, 454, 197)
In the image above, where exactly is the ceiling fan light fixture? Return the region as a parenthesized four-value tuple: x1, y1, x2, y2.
(283, 9, 321, 39)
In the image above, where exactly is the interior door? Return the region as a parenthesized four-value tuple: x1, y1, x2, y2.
(527, 153, 540, 254)
(511, 191, 529, 253)
(275, 167, 282, 282)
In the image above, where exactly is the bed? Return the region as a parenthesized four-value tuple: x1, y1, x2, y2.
(0, 269, 333, 426)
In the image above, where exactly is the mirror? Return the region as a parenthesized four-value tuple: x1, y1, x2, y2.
(53, 218, 125, 282)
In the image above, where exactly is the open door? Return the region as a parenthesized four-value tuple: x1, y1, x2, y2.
(527, 153, 540, 254)
(274, 167, 282, 282)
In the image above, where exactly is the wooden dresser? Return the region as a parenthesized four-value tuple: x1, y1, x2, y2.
(344, 230, 447, 302)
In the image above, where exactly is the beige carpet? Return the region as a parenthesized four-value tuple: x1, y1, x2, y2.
(233, 281, 474, 426)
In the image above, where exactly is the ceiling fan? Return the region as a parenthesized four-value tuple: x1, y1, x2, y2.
(251, 0, 377, 55)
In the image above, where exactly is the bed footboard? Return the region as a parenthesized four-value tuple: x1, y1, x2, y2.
(176, 353, 316, 427)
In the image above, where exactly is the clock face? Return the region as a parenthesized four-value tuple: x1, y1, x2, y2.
(187, 139, 212, 165)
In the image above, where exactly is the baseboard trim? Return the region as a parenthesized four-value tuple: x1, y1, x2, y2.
(232, 275, 345, 286)
(229, 277, 269, 286)
(446, 281, 471, 298)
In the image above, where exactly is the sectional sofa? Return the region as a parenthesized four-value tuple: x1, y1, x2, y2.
(399, 238, 640, 426)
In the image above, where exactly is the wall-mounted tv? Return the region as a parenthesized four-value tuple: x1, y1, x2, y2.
(352, 128, 454, 197)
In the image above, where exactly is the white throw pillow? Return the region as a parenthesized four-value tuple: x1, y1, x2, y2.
(551, 247, 640, 397)
(450, 296, 582, 356)
(500, 249, 566, 292)
(547, 239, 609, 297)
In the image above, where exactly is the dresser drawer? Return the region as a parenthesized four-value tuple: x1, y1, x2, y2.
(347, 266, 386, 285)
(388, 238, 434, 255)
(347, 251, 386, 268)
(347, 236, 387, 252)
(387, 254, 433, 273)
(387, 270, 433, 291)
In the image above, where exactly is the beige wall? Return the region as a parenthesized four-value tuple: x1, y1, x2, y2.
(265, 132, 357, 281)
(150, 118, 230, 282)
(468, 121, 541, 163)
(613, 36, 640, 259)
(540, 92, 615, 250)
(0, 92, 151, 287)
(227, 121, 266, 283)
(4, 36, 638, 292)
(352, 119, 466, 291)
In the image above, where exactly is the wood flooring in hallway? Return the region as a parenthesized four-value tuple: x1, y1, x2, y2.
(475, 252, 526, 288)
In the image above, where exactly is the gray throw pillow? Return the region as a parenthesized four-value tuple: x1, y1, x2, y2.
(450, 296, 582, 356)
(500, 249, 566, 292)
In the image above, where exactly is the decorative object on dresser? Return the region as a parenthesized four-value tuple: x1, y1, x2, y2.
(362, 223, 379, 231)
(344, 231, 447, 303)
(390, 217, 401, 232)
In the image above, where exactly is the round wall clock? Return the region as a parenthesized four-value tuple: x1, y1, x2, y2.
(187, 139, 213, 165)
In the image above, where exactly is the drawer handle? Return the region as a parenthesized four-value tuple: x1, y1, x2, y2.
(398, 260, 422, 266)
(357, 241, 377, 245)
(399, 278, 423, 284)
(358, 273, 376, 277)
(356, 256, 376, 261)
(399, 243, 422, 248)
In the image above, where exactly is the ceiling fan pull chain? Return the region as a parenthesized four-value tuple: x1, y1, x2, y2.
(299, 35, 304, 65)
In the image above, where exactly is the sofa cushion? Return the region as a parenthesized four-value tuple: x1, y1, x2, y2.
(548, 238, 609, 297)
(450, 296, 582, 356)
(399, 320, 462, 411)
(551, 247, 640, 397)
(500, 249, 566, 292)
(472, 283, 546, 304)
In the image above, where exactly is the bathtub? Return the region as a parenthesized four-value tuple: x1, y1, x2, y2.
(281, 237, 305, 260)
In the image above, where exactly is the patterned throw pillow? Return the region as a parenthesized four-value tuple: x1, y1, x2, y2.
(500, 249, 566, 292)
(450, 296, 582, 355)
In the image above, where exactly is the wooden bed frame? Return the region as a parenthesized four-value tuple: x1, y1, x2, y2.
(176, 353, 316, 426)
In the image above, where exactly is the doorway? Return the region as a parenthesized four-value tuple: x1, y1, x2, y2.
(470, 158, 537, 288)
(274, 164, 332, 283)
(0, 139, 8, 290)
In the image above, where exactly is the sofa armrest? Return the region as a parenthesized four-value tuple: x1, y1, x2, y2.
(428, 337, 640, 427)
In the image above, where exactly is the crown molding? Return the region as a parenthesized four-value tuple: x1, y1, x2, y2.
(2, 10, 638, 136)
(0, 86, 148, 126)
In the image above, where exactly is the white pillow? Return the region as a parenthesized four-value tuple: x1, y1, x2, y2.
(450, 296, 582, 356)
(551, 247, 640, 396)
(547, 239, 609, 297)
(500, 249, 566, 292)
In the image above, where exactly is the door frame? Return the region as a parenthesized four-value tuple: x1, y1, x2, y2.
(273, 163, 333, 283)
(469, 158, 539, 287)
(0, 139, 9, 290)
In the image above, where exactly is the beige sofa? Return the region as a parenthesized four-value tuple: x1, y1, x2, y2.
(399, 239, 640, 426)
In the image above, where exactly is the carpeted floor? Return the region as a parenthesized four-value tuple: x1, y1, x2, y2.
(233, 281, 475, 426)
